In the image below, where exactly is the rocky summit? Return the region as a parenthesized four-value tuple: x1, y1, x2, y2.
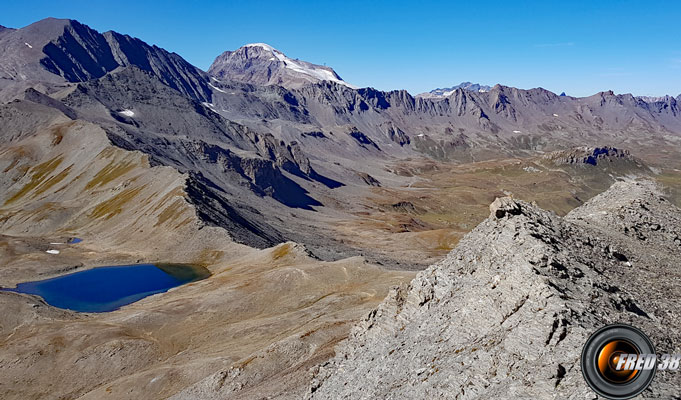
(208, 43, 354, 89)
(308, 180, 681, 399)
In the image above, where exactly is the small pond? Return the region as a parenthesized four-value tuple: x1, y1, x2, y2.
(2, 264, 210, 313)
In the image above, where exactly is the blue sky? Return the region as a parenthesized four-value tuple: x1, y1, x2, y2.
(2, 0, 680, 97)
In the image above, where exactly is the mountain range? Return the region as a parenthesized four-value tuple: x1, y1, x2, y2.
(2, 16, 681, 400)
(2, 17, 681, 262)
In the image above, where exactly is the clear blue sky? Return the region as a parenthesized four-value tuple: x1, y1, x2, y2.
(2, 0, 680, 97)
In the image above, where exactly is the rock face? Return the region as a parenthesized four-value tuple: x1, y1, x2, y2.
(208, 43, 354, 89)
(0, 18, 211, 101)
(308, 180, 681, 399)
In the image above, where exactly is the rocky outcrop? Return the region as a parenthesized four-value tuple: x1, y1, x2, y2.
(544, 146, 634, 166)
(308, 180, 681, 399)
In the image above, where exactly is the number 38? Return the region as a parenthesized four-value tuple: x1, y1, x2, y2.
(658, 354, 681, 370)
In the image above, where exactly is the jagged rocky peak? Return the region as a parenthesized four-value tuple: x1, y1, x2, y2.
(0, 18, 106, 82)
(308, 180, 681, 398)
(417, 81, 492, 98)
(207, 43, 356, 89)
(0, 17, 211, 101)
(543, 146, 634, 166)
(488, 84, 560, 105)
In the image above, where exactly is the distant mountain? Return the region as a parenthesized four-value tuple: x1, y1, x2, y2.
(0, 18, 211, 101)
(2, 16, 681, 256)
(208, 43, 355, 89)
(637, 95, 676, 103)
(417, 81, 492, 98)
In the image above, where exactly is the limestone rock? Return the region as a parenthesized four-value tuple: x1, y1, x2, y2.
(489, 196, 521, 219)
(308, 180, 681, 399)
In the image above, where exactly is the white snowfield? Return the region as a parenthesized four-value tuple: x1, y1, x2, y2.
(119, 109, 135, 117)
(46, 249, 60, 255)
(244, 43, 357, 88)
(437, 87, 489, 97)
(208, 83, 228, 93)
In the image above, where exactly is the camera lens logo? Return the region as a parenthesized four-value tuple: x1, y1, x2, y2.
(581, 324, 656, 399)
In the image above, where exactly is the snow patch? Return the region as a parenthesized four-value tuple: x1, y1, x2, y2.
(50, 242, 64, 245)
(417, 134, 425, 137)
(244, 43, 276, 52)
(513, 130, 522, 133)
(552, 113, 559, 117)
(208, 83, 228, 94)
(119, 109, 135, 117)
(243, 43, 357, 88)
(46, 250, 60, 255)
(24, 42, 33, 49)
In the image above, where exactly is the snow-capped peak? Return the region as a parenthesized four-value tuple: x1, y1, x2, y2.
(237, 43, 356, 88)
(243, 43, 276, 52)
(417, 82, 492, 98)
(636, 95, 673, 103)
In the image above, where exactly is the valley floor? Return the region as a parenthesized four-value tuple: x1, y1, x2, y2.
(1, 116, 680, 399)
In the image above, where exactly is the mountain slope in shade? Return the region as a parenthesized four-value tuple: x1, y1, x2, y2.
(417, 81, 492, 98)
(208, 43, 355, 89)
(0, 18, 211, 101)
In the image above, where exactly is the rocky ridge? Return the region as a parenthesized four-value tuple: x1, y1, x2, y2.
(543, 146, 636, 166)
(0, 18, 211, 101)
(308, 180, 681, 399)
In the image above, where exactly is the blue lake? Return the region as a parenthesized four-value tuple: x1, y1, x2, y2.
(2, 264, 210, 313)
